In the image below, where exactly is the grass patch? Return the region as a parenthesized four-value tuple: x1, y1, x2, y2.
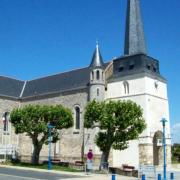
(10, 162, 82, 172)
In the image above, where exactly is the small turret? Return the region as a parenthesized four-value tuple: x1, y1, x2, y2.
(89, 43, 105, 101)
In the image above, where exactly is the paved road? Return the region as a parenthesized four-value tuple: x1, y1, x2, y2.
(0, 166, 179, 180)
(0, 167, 83, 180)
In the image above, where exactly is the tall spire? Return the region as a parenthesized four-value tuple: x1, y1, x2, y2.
(89, 42, 104, 68)
(124, 0, 147, 55)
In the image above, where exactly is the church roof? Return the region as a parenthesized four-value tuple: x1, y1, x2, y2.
(21, 67, 91, 99)
(124, 0, 147, 55)
(0, 76, 24, 99)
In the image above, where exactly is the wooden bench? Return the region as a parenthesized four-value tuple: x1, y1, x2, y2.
(122, 164, 135, 176)
(75, 161, 84, 166)
(51, 158, 61, 164)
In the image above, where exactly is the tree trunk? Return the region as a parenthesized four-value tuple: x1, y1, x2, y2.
(99, 149, 110, 170)
(32, 145, 42, 165)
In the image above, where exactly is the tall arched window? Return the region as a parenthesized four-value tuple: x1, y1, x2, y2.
(96, 70, 100, 80)
(75, 106, 80, 130)
(123, 81, 129, 94)
(2, 112, 10, 133)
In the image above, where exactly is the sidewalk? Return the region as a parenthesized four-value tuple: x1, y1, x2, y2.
(65, 174, 138, 180)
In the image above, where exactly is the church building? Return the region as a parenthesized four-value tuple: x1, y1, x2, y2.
(0, 0, 171, 168)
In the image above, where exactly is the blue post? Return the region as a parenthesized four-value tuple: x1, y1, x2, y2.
(142, 174, 145, 180)
(48, 124, 54, 170)
(112, 174, 116, 180)
(158, 174, 162, 180)
(161, 118, 167, 180)
(170, 172, 174, 179)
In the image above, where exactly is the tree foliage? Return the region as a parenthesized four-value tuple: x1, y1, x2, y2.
(10, 104, 73, 164)
(172, 143, 180, 163)
(84, 100, 146, 165)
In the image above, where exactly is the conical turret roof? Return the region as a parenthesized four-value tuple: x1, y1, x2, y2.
(89, 43, 104, 68)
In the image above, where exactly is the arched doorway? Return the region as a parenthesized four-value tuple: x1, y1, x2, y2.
(153, 131, 163, 165)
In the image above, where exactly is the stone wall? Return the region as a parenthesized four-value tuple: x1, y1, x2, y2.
(139, 144, 171, 166)
(139, 144, 153, 165)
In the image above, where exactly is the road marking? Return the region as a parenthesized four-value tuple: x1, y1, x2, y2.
(0, 173, 45, 180)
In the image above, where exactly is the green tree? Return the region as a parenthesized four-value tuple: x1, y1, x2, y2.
(84, 100, 146, 166)
(10, 104, 73, 165)
(172, 143, 180, 163)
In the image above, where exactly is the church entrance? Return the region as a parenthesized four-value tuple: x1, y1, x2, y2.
(153, 131, 163, 166)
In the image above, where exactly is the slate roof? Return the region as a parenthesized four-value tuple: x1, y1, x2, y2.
(124, 0, 147, 55)
(112, 54, 165, 81)
(0, 76, 24, 98)
(0, 54, 164, 100)
(21, 67, 91, 98)
(89, 44, 104, 68)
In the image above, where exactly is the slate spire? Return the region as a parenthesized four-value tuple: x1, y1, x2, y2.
(90, 42, 104, 68)
(124, 0, 147, 55)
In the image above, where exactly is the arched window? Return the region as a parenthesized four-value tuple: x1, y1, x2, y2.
(123, 81, 129, 94)
(75, 106, 80, 130)
(96, 70, 100, 80)
(91, 71, 94, 80)
(2, 112, 10, 133)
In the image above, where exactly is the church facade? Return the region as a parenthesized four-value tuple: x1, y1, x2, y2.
(0, 0, 171, 168)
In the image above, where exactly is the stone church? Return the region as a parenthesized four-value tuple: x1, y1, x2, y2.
(0, 0, 171, 168)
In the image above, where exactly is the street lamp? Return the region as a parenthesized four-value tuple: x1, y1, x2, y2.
(160, 118, 167, 180)
(47, 123, 54, 170)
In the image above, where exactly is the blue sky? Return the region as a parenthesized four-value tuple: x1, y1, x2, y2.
(0, 0, 179, 143)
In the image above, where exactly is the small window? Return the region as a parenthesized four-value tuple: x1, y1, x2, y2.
(147, 65, 151, 70)
(75, 107, 80, 130)
(91, 71, 94, 80)
(129, 64, 134, 70)
(97, 88, 99, 96)
(153, 67, 157, 72)
(155, 81, 158, 89)
(118, 66, 124, 72)
(96, 70, 100, 80)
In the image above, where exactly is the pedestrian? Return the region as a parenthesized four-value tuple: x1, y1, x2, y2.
(86, 149, 93, 174)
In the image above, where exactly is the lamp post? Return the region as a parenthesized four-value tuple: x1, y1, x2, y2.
(48, 124, 54, 170)
(161, 118, 167, 180)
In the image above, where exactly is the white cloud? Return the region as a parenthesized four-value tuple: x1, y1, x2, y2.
(172, 123, 180, 130)
(171, 123, 180, 144)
